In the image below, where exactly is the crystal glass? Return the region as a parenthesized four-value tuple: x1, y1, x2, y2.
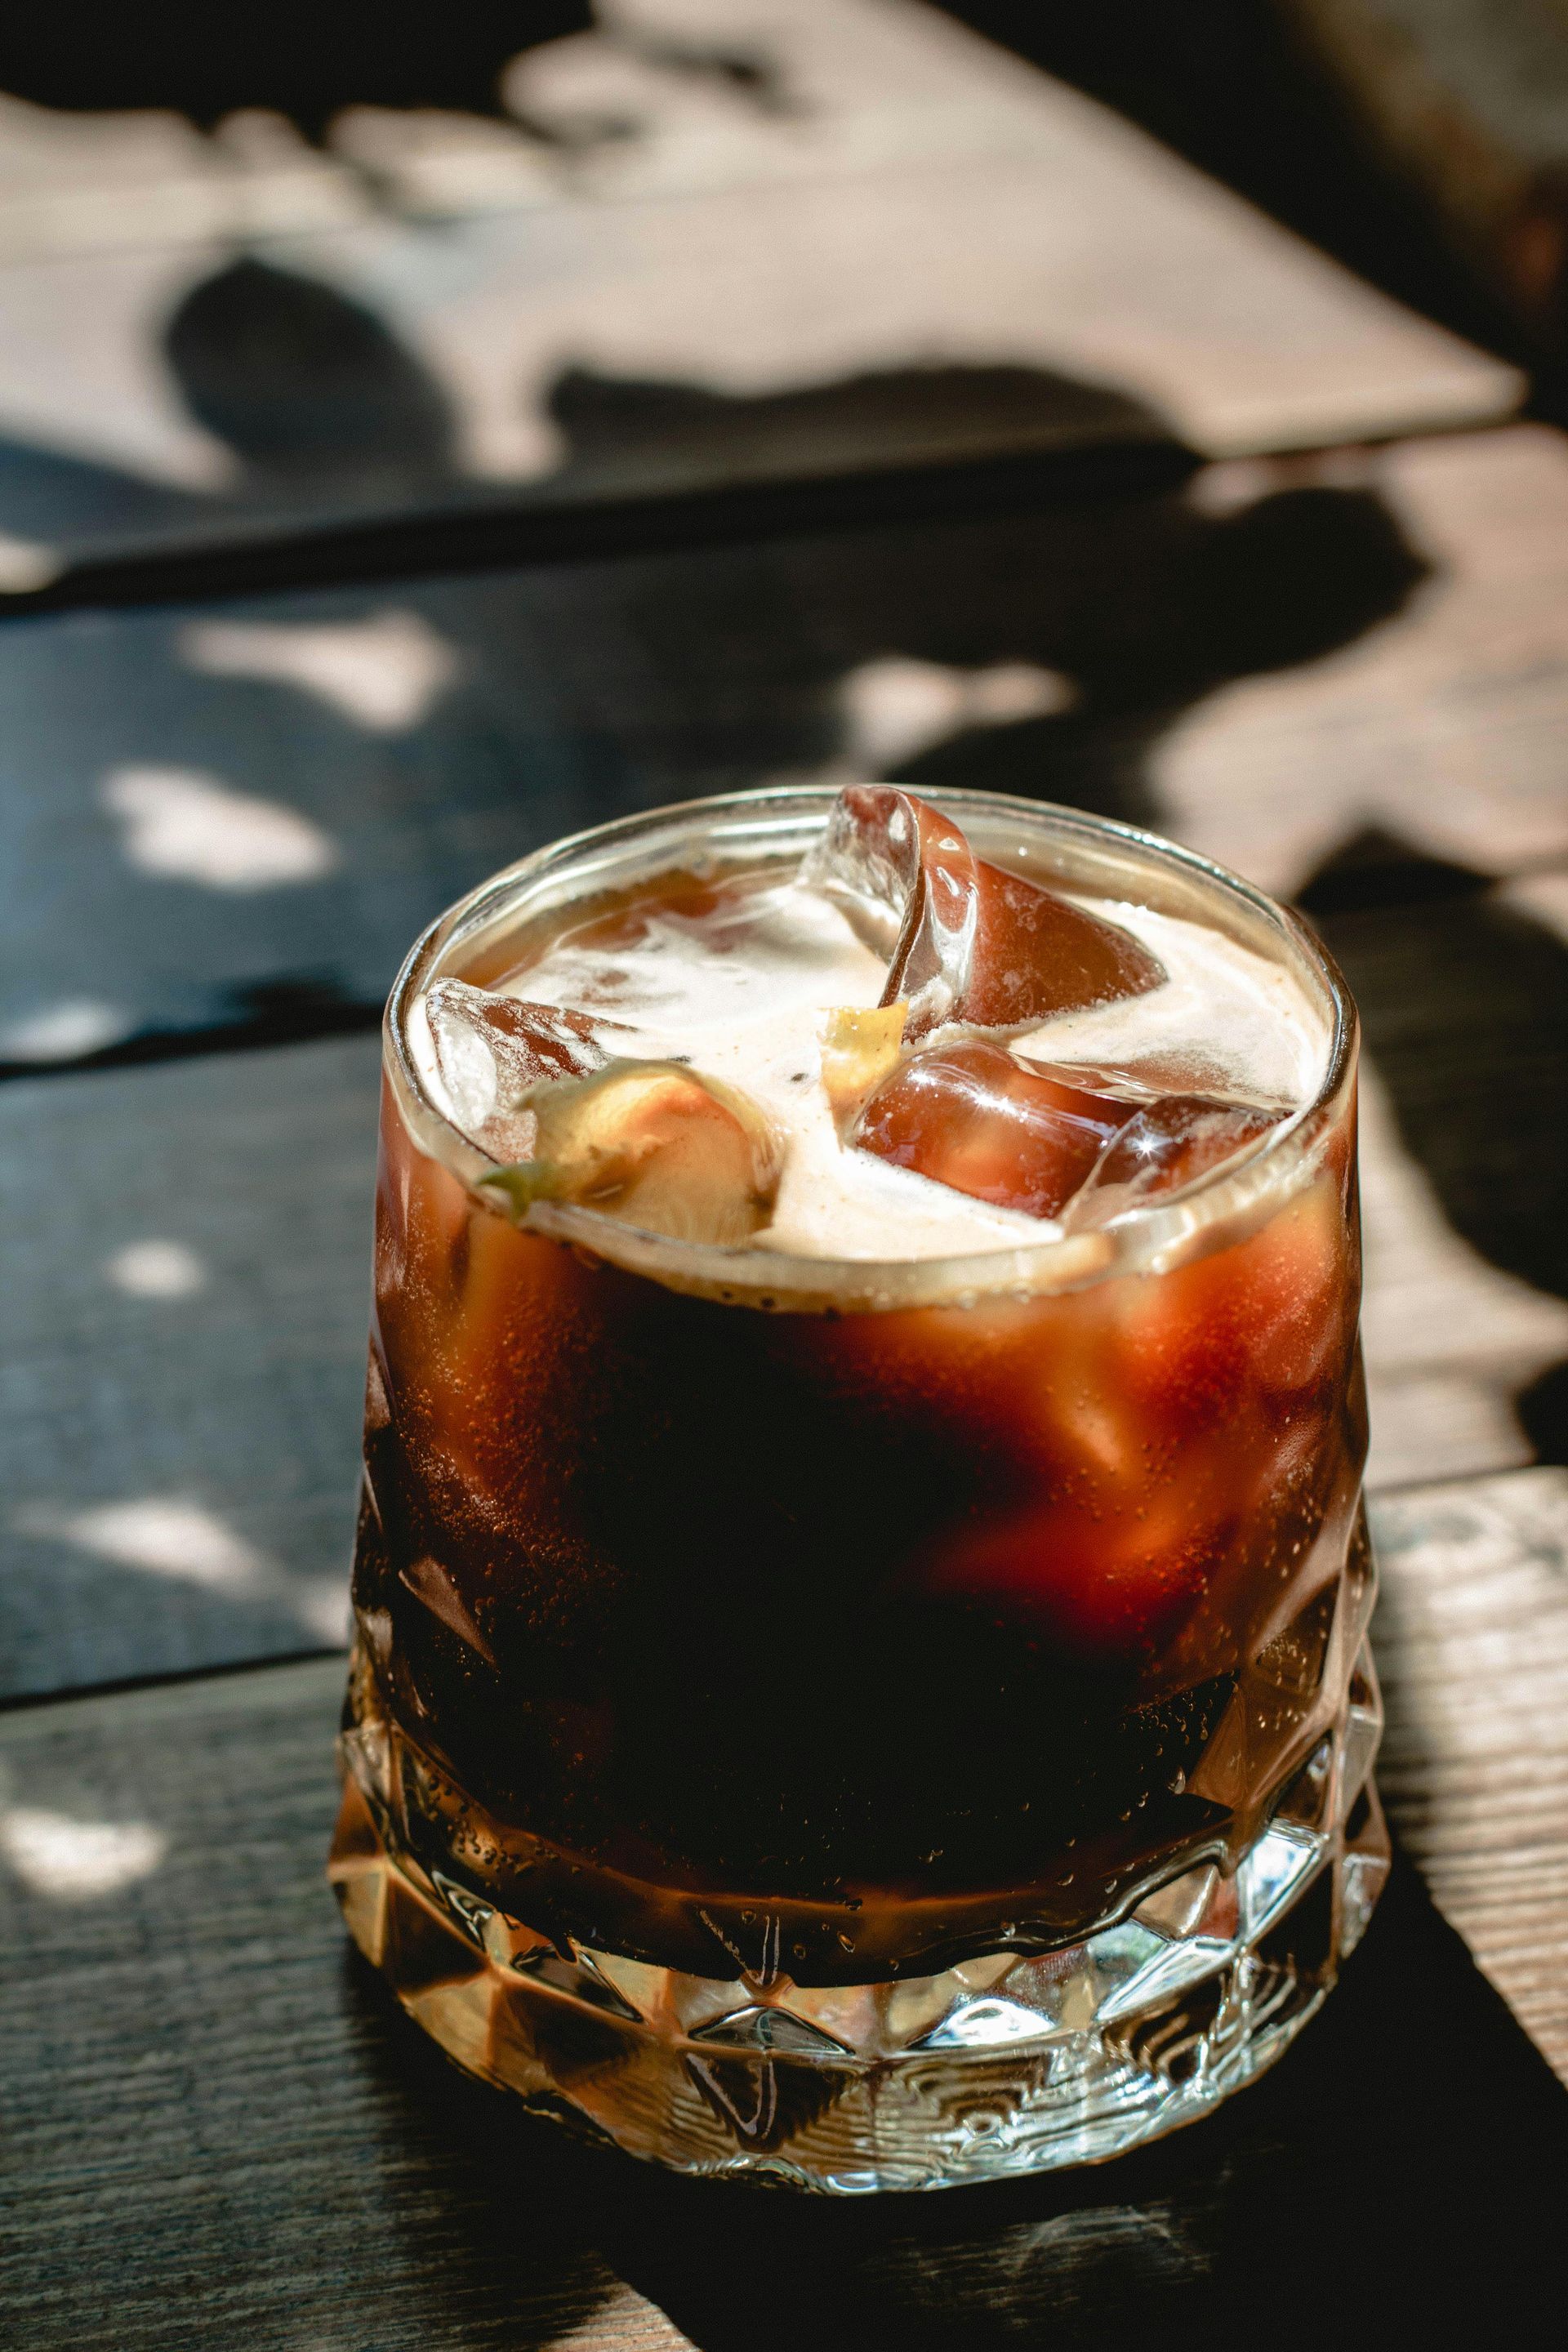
(329, 785, 1387, 2192)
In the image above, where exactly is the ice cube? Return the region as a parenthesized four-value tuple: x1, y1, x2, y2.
(425, 978, 622, 1161)
(802, 786, 1165, 1039)
(851, 1039, 1134, 1221)
(1067, 1095, 1279, 1226)
(480, 1061, 782, 1246)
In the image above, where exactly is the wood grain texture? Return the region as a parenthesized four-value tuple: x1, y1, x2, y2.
(10, 425, 1568, 1061)
(1370, 1466, 1568, 2079)
(0, 0, 1517, 585)
(0, 1036, 376, 1698)
(1357, 1067, 1568, 1490)
(1152, 425, 1568, 894)
(5, 430, 1568, 1696)
(0, 1654, 1560, 2349)
(0, 1017, 1558, 1704)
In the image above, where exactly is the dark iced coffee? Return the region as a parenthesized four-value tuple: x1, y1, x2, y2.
(331, 785, 1386, 2190)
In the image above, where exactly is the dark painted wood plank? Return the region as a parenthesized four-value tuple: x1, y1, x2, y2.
(0, 1, 1517, 588)
(0, 1036, 376, 1698)
(0, 996, 1557, 1705)
(4, 430, 1568, 1700)
(0, 572, 652, 1062)
(9, 423, 1568, 1071)
(0, 1650, 1559, 2349)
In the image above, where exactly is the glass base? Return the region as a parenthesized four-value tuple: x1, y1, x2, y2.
(328, 1654, 1389, 2194)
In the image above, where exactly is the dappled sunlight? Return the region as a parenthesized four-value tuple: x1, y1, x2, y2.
(294, 1576, 352, 1644)
(1360, 1067, 1568, 1487)
(0, 1804, 167, 1899)
(838, 657, 1076, 776)
(0, 526, 60, 591)
(101, 764, 338, 889)
(16, 1493, 350, 1643)
(103, 1240, 207, 1298)
(180, 608, 461, 733)
(0, 996, 132, 1061)
(20, 1494, 277, 1590)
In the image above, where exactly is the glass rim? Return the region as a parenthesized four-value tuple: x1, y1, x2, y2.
(385, 784, 1357, 1311)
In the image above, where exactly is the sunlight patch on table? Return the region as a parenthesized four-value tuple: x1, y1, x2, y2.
(0, 528, 61, 594)
(104, 1240, 207, 1298)
(0, 1806, 167, 1900)
(102, 765, 338, 889)
(20, 1496, 276, 1592)
(180, 609, 461, 733)
(0, 996, 133, 1061)
(1360, 1065, 1568, 1487)
(15, 1494, 350, 1643)
(838, 657, 1076, 776)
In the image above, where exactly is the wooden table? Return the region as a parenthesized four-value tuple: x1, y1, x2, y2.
(2, 7, 1564, 2343)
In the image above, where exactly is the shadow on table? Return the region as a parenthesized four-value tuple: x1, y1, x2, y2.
(0, 258, 1448, 1711)
(0, 1, 803, 158)
(0, 4, 638, 149)
(346, 1850, 1562, 2346)
(934, 2, 1526, 368)
(0, 257, 1429, 1060)
(1298, 831, 1568, 1465)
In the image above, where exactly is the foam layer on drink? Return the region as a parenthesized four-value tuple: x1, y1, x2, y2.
(414, 861, 1328, 1262)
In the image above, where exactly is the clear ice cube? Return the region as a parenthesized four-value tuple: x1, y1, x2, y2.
(425, 977, 621, 1162)
(1066, 1095, 1279, 1226)
(851, 1038, 1134, 1221)
(802, 785, 1165, 1038)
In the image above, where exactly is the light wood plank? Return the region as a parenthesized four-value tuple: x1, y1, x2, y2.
(0, 1, 1517, 582)
(1358, 1068, 1568, 1490)
(1370, 1466, 1568, 2078)
(9, 427, 1568, 1057)
(1155, 425, 1568, 893)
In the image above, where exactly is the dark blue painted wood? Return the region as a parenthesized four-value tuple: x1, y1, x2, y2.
(0, 1037, 376, 1696)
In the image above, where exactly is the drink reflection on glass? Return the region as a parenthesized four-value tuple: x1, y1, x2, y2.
(329, 784, 1386, 2192)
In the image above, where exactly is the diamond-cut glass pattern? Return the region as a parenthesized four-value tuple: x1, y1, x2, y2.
(330, 1576, 1389, 2189)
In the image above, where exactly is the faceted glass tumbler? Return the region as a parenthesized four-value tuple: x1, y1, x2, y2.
(330, 786, 1388, 2193)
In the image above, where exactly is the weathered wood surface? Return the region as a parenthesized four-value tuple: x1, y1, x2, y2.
(0, 0, 1517, 586)
(1371, 1466, 1568, 2078)
(2, 424, 1566, 1698)
(0, 1037, 376, 1698)
(0, 1650, 1559, 2350)
(7, 423, 1568, 1067)
(0, 10, 1558, 2327)
(1150, 425, 1568, 893)
(0, 1019, 1560, 1704)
